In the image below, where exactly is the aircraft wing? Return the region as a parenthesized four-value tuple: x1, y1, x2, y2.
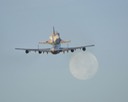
(60, 44, 95, 52)
(15, 48, 51, 54)
(15, 44, 94, 54)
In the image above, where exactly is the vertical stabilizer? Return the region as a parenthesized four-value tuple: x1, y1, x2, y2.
(53, 26, 55, 35)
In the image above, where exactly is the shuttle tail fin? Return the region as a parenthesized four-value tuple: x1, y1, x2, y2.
(53, 26, 55, 35)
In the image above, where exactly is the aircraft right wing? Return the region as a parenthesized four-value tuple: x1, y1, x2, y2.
(60, 44, 95, 52)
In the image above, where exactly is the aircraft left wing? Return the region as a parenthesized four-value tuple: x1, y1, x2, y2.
(60, 44, 95, 52)
(15, 48, 51, 54)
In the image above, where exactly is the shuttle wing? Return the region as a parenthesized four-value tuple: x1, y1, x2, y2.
(60, 40, 71, 44)
(39, 40, 50, 44)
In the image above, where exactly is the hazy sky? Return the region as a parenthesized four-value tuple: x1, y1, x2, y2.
(0, 0, 128, 102)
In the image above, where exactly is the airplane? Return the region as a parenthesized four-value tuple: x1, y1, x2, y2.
(15, 27, 94, 54)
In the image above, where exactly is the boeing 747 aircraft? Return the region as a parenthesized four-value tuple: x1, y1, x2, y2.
(15, 27, 94, 54)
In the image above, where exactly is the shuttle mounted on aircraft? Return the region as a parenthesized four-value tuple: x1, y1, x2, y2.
(15, 27, 94, 54)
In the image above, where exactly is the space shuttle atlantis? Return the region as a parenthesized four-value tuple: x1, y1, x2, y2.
(39, 27, 71, 45)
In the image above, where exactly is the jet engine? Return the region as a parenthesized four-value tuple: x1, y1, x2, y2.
(82, 47, 86, 51)
(71, 49, 74, 52)
(38, 51, 42, 54)
(25, 50, 29, 54)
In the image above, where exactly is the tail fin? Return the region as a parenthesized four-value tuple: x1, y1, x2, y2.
(53, 26, 55, 35)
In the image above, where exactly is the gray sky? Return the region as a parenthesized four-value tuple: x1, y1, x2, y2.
(0, 0, 128, 102)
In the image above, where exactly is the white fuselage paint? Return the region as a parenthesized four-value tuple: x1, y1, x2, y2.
(50, 44, 61, 54)
(49, 33, 62, 54)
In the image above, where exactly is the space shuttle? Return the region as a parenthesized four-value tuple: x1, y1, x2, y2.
(39, 27, 71, 45)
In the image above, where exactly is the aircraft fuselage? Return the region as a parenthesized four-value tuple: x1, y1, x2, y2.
(50, 44, 61, 54)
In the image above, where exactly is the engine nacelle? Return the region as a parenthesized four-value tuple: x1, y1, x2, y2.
(82, 47, 86, 51)
(38, 51, 42, 54)
(71, 49, 74, 52)
(25, 50, 29, 54)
